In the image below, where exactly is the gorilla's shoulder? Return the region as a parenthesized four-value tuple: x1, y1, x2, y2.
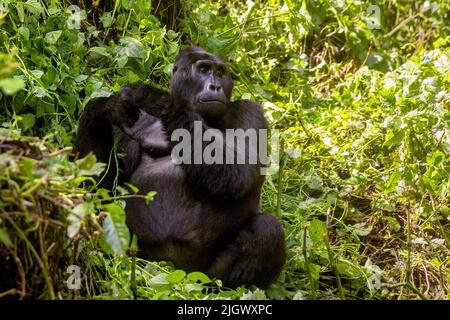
(226, 99, 267, 130)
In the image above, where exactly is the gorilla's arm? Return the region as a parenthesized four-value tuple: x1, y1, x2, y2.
(75, 95, 138, 158)
(75, 94, 141, 188)
(120, 84, 268, 201)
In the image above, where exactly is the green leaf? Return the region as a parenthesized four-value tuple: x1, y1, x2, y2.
(0, 78, 25, 95)
(89, 46, 111, 57)
(148, 273, 169, 288)
(427, 150, 445, 167)
(125, 183, 139, 194)
(117, 55, 128, 68)
(240, 289, 267, 300)
(350, 223, 373, 236)
(30, 70, 44, 78)
(45, 30, 63, 44)
(118, 37, 147, 59)
(90, 86, 112, 99)
(22, 113, 35, 130)
(100, 12, 113, 28)
(383, 217, 401, 232)
(68, 202, 94, 238)
(145, 191, 156, 205)
(0, 228, 13, 247)
(309, 219, 327, 247)
(24, 0, 44, 15)
(80, 162, 106, 177)
(167, 270, 186, 284)
(18, 26, 30, 40)
(97, 188, 112, 201)
(21, 157, 34, 178)
(383, 130, 405, 147)
(186, 271, 211, 284)
(103, 202, 124, 216)
(184, 283, 203, 292)
(76, 153, 97, 170)
(374, 199, 396, 212)
(382, 171, 401, 193)
(102, 205, 130, 256)
(32, 86, 46, 98)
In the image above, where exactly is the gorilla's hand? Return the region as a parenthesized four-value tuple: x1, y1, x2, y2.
(104, 95, 138, 139)
(120, 84, 169, 118)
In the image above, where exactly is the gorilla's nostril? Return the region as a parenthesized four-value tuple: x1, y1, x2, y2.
(209, 84, 222, 92)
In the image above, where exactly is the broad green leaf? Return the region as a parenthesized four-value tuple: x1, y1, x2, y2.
(240, 289, 267, 300)
(22, 113, 35, 130)
(20, 157, 34, 178)
(24, 0, 44, 15)
(80, 162, 106, 177)
(18, 26, 30, 40)
(100, 12, 113, 28)
(186, 271, 211, 284)
(75, 75, 88, 83)
(374, 199, 396, 212)
(309, 219, 327, 247)
(76, 153, 97, 170)
(45, 30, 63, 44)
(102, 206, 130, 256)
(383, 217, 401, 232)
(0, 78, 25, 95)
(68, 202, 95, 238)
(350, 223, 373, 236)
(90, 86, 112, 99)
(30, 70, 44, 78)
(32, 86, 46, 98)
(118, 37, 147, 59)
(383, 130, 405, 147)
(167, 270, 186, 284)
(381, 171, 401, 193)
(89, 46, 111, 57)
(125, 183, 139, 194)
(148, 273, 169, 288)
(427, 150, 445, 167)
(293, 291, 307, 300)
(97, 188, 112, 201)
(103, 202, 124, 216)
(184, 283, 203, 292)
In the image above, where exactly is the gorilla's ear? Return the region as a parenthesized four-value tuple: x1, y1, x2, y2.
(173, 65, 178, 74)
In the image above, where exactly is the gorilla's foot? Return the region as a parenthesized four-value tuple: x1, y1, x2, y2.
(208, 214, 285, 288)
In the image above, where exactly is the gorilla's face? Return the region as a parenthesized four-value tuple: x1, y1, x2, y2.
(170, 47, 234, 120)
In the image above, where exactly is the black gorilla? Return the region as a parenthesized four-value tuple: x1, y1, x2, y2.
(75, 47, 285, 288)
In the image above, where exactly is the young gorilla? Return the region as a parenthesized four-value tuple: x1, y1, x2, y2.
(75, 47, 285, 288)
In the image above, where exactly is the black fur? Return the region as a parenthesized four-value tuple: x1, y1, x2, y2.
(75, 47, 285, 288)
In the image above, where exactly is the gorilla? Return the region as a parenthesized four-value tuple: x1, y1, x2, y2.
(75, 47, 285, 288)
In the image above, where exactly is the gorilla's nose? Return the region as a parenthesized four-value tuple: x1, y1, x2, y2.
(208, 83, 222, 92)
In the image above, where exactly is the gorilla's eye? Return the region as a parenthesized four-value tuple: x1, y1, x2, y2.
(198, 65, 210, 74)
(216, 67, 224, 77)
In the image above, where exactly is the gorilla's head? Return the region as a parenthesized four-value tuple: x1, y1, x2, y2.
(170, 47, 234, 119)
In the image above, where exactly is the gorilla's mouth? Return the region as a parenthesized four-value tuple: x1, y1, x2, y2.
(199, 99, 226, 105)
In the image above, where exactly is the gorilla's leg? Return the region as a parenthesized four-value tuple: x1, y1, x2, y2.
(208, 214, 285, 288)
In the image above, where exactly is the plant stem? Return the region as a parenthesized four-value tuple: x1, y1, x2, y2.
(276, 138, 285, 217)
(303, 225, 316, 299)
(324, 233, 344, 299)
(130, 234, 138, 300)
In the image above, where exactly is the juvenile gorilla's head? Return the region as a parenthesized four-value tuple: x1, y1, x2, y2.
(170, 47, 234, 119)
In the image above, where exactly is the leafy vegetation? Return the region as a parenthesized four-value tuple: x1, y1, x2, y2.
(0, 0, 449, 299)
